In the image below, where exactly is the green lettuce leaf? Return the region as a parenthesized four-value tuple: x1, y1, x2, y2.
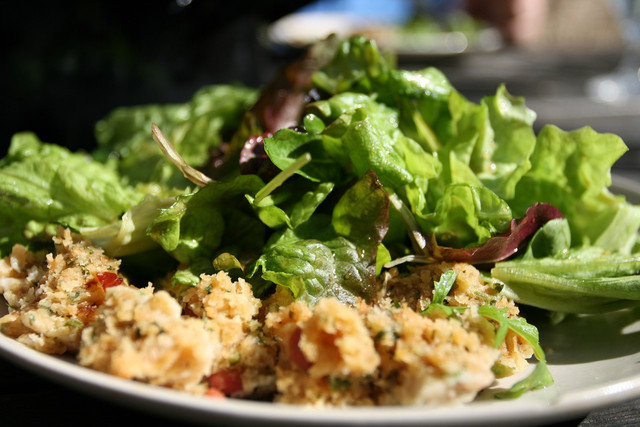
(418, 183, 512, 248)
(147, 175, 265, 264)
(510, 125, 632, 249)
(492, 247, 640, 313)
(0, 132, 143, 254)
(79, 194, 176, 257)
(477, 85, 537, 199)
(312, 37, 640, 261)
(312, 36, 391, 95)
(94, 84, 257, 187)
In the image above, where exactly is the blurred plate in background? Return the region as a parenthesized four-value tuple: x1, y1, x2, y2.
(263, 0, 503, 56)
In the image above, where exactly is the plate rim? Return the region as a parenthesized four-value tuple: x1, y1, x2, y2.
(2, 330, 639, 426)
(1, 174, 639, 426)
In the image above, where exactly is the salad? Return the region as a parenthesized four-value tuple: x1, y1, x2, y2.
(1, 36, 639, 406)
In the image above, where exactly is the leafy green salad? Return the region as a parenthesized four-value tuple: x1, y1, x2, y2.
(2, 36, 640, 399)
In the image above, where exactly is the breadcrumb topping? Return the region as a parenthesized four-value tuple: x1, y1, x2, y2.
(0, 229, 535, 405)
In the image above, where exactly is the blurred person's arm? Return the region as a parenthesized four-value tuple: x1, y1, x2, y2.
(465, 0, 548, 45)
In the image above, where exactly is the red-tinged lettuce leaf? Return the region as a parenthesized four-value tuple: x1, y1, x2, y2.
(238, 132, 281, 181)
(428, 202, 564, 264)
(219, 37, 341, 176)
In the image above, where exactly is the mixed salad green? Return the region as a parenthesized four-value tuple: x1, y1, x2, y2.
(2, 36, 640, 398)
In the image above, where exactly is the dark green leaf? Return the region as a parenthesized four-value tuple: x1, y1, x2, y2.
(251, 172, 388, 304)
(332, 170, 389, 247)
(147, 175, 264, 264)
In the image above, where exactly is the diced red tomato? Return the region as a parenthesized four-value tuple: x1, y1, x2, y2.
(208, 370, 243, 396)
(289, 327, 312, 370)
(96, 272, 123, 289)
(204, 388, 226, 399)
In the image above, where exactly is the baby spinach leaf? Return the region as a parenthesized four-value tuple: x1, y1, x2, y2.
(147, 175, 264, 264)
(290, 182, 335, 228)
(246, 194, 292, 229)
(264, 129, 346, 183)
(523, 218, 571, 260)
(332, 170, 390, 247)
(247, 178, 334, 230)
(251, 171, 388, 304)
(256, 237, 374, 305)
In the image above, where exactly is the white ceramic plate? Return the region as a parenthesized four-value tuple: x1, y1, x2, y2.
(1, 175, 640, 426)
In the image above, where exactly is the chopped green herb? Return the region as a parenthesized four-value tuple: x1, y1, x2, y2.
(152, 322, 166, 334)
(495, 361, 554, 399)
(229, 352, 241, 365)
(422, 270, 466, 317)
(328, 376, 351, 391)
(68, 291, 82, 301)
(478, 305, 545, 361)
(478, 304, 553, 398)
(65, 318, 84, 329)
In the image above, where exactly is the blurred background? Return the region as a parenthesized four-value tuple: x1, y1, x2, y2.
(1, 0, 639, 175)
